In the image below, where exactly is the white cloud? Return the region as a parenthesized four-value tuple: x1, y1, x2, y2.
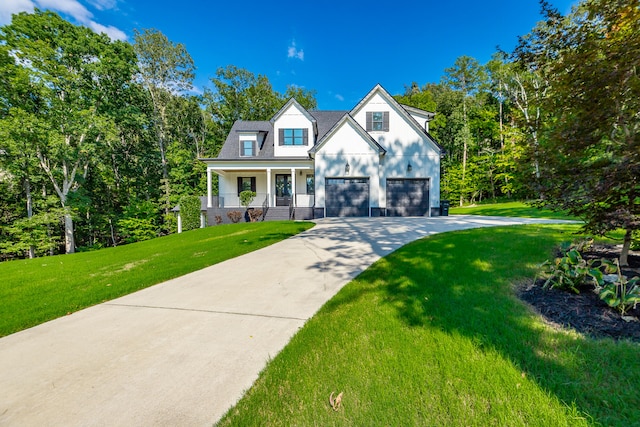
(36, 0, 92, 21)
(0, 0, 127, 41)
(0, 0, 35, 25)
(287, 40, 304, 61)
(335, 94, 345, 102)
(86, 0, 117, 11)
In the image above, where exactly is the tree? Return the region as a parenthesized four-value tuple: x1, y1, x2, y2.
(0, 10, 139, 253)
(204, 65, 318, 145)
(524, 0, 640, 265)
(442, 56, 487, 205)
(133, 28, 195, 214)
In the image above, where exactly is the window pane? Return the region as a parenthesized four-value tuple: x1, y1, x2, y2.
(306, 175, 314, 195)
(373, 112, 383, 121)
(241, 140, 253, 156)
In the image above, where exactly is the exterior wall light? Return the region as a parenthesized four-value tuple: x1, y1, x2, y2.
(407, 162, 412, 172)
(345, 161, 350, 175)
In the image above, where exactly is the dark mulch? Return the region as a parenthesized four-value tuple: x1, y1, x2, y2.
(517, 245, 640, 343)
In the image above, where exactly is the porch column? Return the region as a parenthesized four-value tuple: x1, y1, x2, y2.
(291, 168, 296, 207)
(207, 168, 213, 208)
(266, 168, 272, 207)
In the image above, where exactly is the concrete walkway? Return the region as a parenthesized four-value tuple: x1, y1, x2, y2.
(0, 216, 573, 426)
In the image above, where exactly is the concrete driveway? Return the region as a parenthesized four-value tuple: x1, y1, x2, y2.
(0, 216, 572, 426)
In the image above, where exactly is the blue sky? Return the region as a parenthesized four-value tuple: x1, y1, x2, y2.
(1, 0, 577, 110)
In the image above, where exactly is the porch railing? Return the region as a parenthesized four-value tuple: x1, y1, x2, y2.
(215, 192, 314, 209)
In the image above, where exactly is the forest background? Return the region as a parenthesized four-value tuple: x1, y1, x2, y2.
(1, 0, 638, 260)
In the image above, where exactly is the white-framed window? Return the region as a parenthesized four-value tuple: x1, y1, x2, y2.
(366, 111, 389, 132)
(240, 140, 255, 157)
(279, 128, 308, 145)
(306, 174, 314, 195)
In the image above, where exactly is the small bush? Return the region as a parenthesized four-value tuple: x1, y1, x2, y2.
(595, 259, 640, 315)
(248, 209, 263, 222)
(239, 190, 256, 209)
(227, 211, 243, 223)
(539, 248, 600, 293)
(215, 215, 223, 225)
(179, 195, 202, 232)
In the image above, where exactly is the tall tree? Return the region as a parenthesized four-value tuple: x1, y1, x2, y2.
(0, 10, 139, 253)
(523, 0, 640, 265)
(133, 28, 195, 214)
(442, 56, 486, 205)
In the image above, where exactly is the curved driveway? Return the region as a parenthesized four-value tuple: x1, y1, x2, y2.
(0, 216, 573, 426)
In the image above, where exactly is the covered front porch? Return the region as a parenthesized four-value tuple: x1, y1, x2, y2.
(205, 160, 315, 210)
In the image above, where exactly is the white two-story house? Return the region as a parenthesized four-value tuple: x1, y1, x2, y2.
(200, 84, 442, 222)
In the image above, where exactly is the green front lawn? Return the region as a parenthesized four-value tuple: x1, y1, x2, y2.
(450, 201, 576, 220)
(0, 221, 314, 337)
(217, 224, 639, 426)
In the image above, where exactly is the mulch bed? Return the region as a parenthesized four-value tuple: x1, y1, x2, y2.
(516, 245, 640, 343)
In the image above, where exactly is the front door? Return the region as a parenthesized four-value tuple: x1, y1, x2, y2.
(275, 174, 292, 206)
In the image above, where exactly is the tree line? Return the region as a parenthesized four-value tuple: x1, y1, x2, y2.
(1, 0, 638, 262)
(395, 0, 639, 264)
(0, 10, 315, 259)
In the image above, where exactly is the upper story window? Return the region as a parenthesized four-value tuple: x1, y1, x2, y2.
(279, 128, 308, 146)
(366, 111, 389, 132)
(240, 140, 255, 157)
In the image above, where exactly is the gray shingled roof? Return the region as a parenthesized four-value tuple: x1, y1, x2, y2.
(215, 121, 273, 160)
(214, 111, 347, 161)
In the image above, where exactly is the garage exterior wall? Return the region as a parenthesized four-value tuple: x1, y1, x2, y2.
(313, 120, 381, 211)
(317, 90, 441, 215)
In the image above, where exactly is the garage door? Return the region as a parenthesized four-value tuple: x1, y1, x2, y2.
(386, 178, 430, 216)
(325, 178, 370, 217)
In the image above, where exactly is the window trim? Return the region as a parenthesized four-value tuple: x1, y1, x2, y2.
(240, 140, 255, 157)
(237, 176, 256, 196)
(306, 174, 315, 195)
(366, 111, 389, 132)
(278, 128, 309, 146)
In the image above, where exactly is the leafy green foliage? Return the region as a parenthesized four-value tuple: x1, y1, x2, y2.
(596, 259, 640, 316)
(117, 200, 158, 243)
(0, 208, 64, 257)
(239, 190, 256, 209)
(539, 248, 599, 293)
(178, 195, 201, 231)
(518, 0, 640, 265)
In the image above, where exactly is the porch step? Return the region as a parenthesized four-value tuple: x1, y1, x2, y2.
(263, 207, 291, 221)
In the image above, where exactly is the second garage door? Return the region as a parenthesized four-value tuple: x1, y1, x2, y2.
(386, 178, 430, 216)
(325, 178, 369, 217)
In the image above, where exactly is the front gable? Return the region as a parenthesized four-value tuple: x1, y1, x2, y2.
(310, 114, 385, 158)
(350, 84, 441, 155)
(272, 98, 316, 158)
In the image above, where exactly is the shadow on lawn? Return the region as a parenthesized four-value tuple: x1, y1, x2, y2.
(324, 225, 640, 426)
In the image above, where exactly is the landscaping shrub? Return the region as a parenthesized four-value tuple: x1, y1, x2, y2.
(179, 195, 201, 231)
(227, 211, 243, 223)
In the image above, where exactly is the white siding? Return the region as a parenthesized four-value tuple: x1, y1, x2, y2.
(314, 120, 381, 209)
(273, 103, 314, 157)
(351, 91, 441, 211)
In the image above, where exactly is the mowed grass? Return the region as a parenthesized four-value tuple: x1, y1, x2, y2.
(217, 225, 639, 426)
(0, 221, 314, 337)
(450, 200, 576, 220)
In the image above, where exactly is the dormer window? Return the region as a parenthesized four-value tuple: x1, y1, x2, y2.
(279, 128, 308, 146)
(366, 111, 389, 132)
(240, 140, 255, 157)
